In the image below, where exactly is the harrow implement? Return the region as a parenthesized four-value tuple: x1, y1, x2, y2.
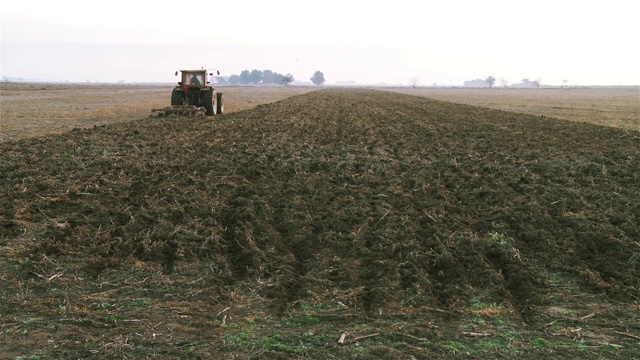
(151, 105, 205, 117)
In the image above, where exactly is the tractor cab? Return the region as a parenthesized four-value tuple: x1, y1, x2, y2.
(176, 69, 219, 88)
(187, 72, 204, 86)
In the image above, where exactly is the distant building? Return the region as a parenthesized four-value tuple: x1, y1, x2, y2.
(463, 79, 489, 87)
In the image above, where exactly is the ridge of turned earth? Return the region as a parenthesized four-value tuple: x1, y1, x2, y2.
(2, 88, 638, 314)
(1, 88, 638, 358)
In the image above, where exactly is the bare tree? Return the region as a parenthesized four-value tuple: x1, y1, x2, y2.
(409, 77, 420, 88)
(486, 76, 496, 88)
(500, 78, 509, 88)
(562, 79, 569, 88)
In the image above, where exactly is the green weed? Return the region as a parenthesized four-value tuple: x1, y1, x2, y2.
(491, 222, 505, 230)
(221, 328, 255, 346)
(125, 300, 149, 307)
(489, 231, 509, 246)
(97, 302, 112, 310)
(599, 343, 623, 352)
(442, 341, 471, 354)
(283, 315, 321, 326)
(532, 338, 550, 348)
(258, 334, 301, 354)
(105, 315, 120, 323)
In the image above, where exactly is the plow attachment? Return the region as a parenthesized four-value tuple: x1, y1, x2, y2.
(151, 105, 205, 117)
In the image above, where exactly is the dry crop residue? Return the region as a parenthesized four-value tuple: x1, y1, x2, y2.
(1, 89, 638, 359)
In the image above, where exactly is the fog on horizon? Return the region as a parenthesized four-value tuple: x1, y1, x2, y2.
(2, 1, 639, 86)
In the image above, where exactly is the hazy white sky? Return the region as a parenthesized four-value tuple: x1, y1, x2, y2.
(1, 0, 639, 85)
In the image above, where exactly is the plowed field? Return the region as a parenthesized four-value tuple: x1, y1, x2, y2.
(1, 89, 639, 359)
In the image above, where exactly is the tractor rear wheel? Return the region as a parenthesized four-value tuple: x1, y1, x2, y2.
(203, 89, 217, 116)
(171, 90, 184, 106)
(216, 92, 224, 114)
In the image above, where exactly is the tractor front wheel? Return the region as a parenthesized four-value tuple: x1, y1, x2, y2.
(216, 92, 224, 114)
(203, 89, 217, 116)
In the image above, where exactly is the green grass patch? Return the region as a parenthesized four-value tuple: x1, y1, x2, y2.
(442, 340, 472, 354)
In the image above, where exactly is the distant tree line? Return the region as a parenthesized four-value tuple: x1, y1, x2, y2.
(213, 69, 294, 86)
(463, 76, 543, 88)
(214, 69, 325, 86)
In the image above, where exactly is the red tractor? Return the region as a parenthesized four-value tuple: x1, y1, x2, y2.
(166, 69, 224, 116)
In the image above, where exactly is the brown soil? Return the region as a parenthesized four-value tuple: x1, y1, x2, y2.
(1, 89, 638, 359)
